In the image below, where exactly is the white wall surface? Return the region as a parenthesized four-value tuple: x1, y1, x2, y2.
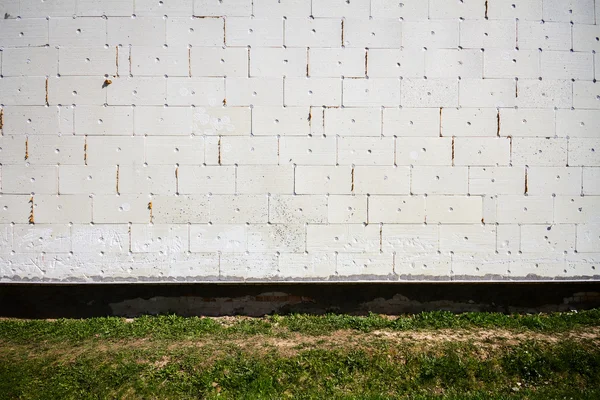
(0, 0, 598, 282)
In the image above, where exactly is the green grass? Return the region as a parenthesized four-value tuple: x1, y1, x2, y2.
(0, 310, 599, 399)
(1, 309, 599, 342)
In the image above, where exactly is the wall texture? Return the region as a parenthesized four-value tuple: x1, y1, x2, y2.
(0, 0, 598, 283)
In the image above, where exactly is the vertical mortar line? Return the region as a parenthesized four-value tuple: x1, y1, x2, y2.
(24, 136, 29, 160)
(116, 164, 120, 194)
(379, 223, 382, 253)
(128, 223, 132, 253)
(188, 47, 191, 77)
(496, 109, 500, 136)
(116, 46, 119, 77)
(351, 166, 354, 193)
(335, 134, 339, 165)
(29, 195, 34, 224)
(56, 165, 60, 195)
(515, 18, 518, 48)
(580, 166, 584, 196)
(306, 47, 310, 77)
(393, 136, 397, 166)
(45, 77, 49, 106)
(282, 17, 285, 47)
(282, 76, 286, 107)
(341, 18, 345, 47)
(128, 45, 132, 76)
(366, 194, 369, 224)
(223, 16, 226, 46)
(267, 193, 270, 223)
(247, 47, 251, 78)
(293, 164, 296, 195)
(439, 107, 443, 137)
(217, 136, 222, 165)
(175, 166, 179, 194)
(524, 167, 528, 194)
(234, 164, 237, 194)
(451, 136, 455, 166)
(380, 106, 384, 137)
(365, 48, 368, 77)
(485, 1, 488, 19)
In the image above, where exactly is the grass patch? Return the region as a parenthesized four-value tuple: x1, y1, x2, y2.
(0, 310, 599, 399)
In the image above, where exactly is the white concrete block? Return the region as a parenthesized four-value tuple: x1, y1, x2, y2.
(20, 0, 75, 16)
(430, 0, 484, 19)
(572, 23, 600, 52)
(107, 77, 166, 106)
(220, 253, 278, 280)
(343, 78, 400, 107)
(543, 0, 595, 24)
(460, 79, 515, 108)
(166, 77, 224, 106)
(0, 195, 31, 224)
(324, 107, 381, 136)
(569, 139, 600, 167)
(454, 137, 511, 166)
(0, 77, 46, 106)
(496, 195, 554, 223)
(269, 195, 328, 224)
(135, 0, 193, 16)
(278, 252, 336, 279)
(225, 17, 283, 47)
(411, 166, 468, 195)
(306, 224, 380, 253)
(583, 168, 600, 195)
(556, 110, 600, 138)
(252, 106, 309, 136)
(48, 76, 106, 106)
(118, 165, 177, 195)
(512, 138, 568, 166)
(107, 17, 165, 46)
(59, 46, 117, 76)
(49, 17, 106, 46)
(130, 46, 188, 77)
(337, 253, 394, 278)
(177, 166, 235, 194)
(194, 0, 252, 17)
(190, 47, 247, 77)
(93, 194, 150, 223)
(247, 223, 304, 252)
(483, 49, 541, 79)
(527, 167, 582, 195)
(1, 106, 71, 136)
(499, 108, 555, 137)
(440, 224, 496, 254)
(328, 195, 367, 223)
(541, 51, 594, 80)
(370, 0, 428, 19)
(12, 224, 71, 253)
(71, 224, 129, 254)
(285, 18, 342, 48)
(401, 78, 459, 108)
(253, 0, 311, 18)
(236, 166, 294, 194)
(381, 224, 438, 253)
(151, 195, 209, 223)
(58, 165, 116, 195)
(343, 19, 402, 49)
(395, 137, 452, 166)
(554, 195, 600, 223)
(295, 166, 352, 194)
(134, 106, 193, 135)
(573, 81, 600, 109)
(425, 196, 483, 223)
(0, 135, 26, 165)
(338, 137, 394, 166)
(74, 106, 133, 135)
(309, 48, 365, 78)
(145, 136, 204, 165)
(33, 195, 92, 223)
(0, 19, 48, 47)
(220, 136, 278, 165)
(353, 166, 410, 195)
(285, 77, 341, 106)
(497, 224, 520, 254)
(577, 224, 600, 252)
(279, 136, 336, 165)
(367, 48, 425, 78)
(469, 167, 525, 195)
(226, 77, 283, 106)
(190, 224, 247, 253)
(425, 49, 483, 79)
(312, 0, 369, 17)
(250, 48, 307, 77)
(76, 0, 134, 16)
(209, 195, 268, 223)
(402, 21, 459, 49)
(518, 21, 572, 51)
(2, 165, 58, 195)
(382, 108, 439, 137)
(85, 136, 144, 165)
(566, 252, 600, 277)
(460, 20, 516, 49)
(27, 136, 84, 165)
(521, 223, 576, 253)
(1, 47, 58, 77)
(131, 224, 188, 254)
(192, 106, 250, 135)
(396, 253, 451, 280)
(441, 108, 497, 137)
(368, 195, 425, 223)
(487, 0, 542, 20)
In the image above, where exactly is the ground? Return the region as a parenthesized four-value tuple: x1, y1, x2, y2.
(1, 311, 599, 399)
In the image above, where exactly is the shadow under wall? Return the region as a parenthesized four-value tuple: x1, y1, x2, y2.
(0, 282, 600, 318)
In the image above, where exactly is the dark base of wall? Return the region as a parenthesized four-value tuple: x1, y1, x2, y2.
(1, 283, 599, 318)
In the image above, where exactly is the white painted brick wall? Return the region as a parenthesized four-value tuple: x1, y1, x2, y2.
(0, 0, 598, 283)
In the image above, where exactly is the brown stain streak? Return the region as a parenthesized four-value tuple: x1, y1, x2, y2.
(306, 47, 310, 77)
(524, 168, 528, 194)
(351, 167, 355, 192)
(0, 108, 4, 129)
(45, 78, 49, 106)
(148, 202, 153, 223)
(175, 167, 179, 194)
(83, 136, 88, 165)
(439, 107, 443, 137)
(115, 46, 119, 76)
(188, 48, 192, 77)
(28, 196, 34, 224)
(364, 49, 368, 76)
(116, 165, 120, 194)
(341, 19, 345, 47)
(496, 110, 500, 137)
(24, 138, 29, 160)
(485, 1, 488, 18)
(222, 17, 226, 45)
(451, 137, 455, 166)
(218, 137, 222, 165)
